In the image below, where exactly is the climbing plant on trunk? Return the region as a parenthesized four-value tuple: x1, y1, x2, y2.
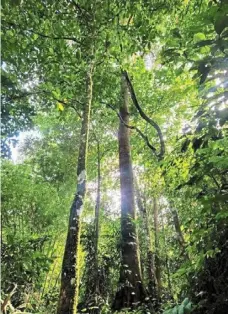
(57, 63, 94, 314)
(113, 74, 146, 310)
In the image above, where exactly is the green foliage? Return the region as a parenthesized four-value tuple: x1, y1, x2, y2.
(1, 158, 68, 310)
(2, 236, 52, 289)
(1, 0, 228, 313)
(163, 298, 193, 314)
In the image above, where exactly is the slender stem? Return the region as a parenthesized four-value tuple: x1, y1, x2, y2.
(123, 70, 165, 160)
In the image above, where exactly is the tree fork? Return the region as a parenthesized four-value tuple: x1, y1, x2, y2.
(57, 63, 94, 314)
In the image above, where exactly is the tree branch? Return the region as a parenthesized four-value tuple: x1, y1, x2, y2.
(70, 0, 92, 18)
(105, 102, 158, 155)
(3, 21, 82, 44)
(122, 70, 165, 160)
(6, 89, 83, 118)
(6, 91, 45, 101)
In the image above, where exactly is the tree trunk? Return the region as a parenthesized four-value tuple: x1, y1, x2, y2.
(153, 198, 162, 300)
(170, 207, 189, 260)
(85, 139, 101, 313)
(134, 181, 157, 298)
(94, 139, 101, 295)
(57, 64, 94, 314)
(113, 74, 145, 310)
(161, 214, 173, 300)
(81, 138, 102, 314)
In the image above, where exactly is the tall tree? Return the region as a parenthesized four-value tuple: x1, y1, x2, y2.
(135, 179, 157, 300)
(57, 63, 94, 314)
(153, 198, 162, 300)
(94, 136, 102, 298)
(113, 74, 146, 310)
(82, 134, 102, 312)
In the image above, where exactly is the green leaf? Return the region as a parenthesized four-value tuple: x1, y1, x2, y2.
(200, 46, 210, 54)
(172, 306, 178, 314)
(182, 298, 190, 307)
(185, 302, 193, 313)
(57, 102, 64, 111)
(52, 90, 60, 98)
(194, 32, 206, 42)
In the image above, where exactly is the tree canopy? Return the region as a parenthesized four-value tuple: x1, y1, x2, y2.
(1, 0, 228, 314)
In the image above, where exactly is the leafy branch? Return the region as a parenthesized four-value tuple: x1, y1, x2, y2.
(3, 21, 82, 44)
(69, 0, 92, 20)
(6, 89, 83, 118)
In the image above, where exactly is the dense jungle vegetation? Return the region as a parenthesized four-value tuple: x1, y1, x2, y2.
(1, 0, 228, 313)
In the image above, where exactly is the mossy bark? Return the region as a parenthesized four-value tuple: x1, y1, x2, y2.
(83, 139, 101, 313)
(57, 64, 94, 314)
